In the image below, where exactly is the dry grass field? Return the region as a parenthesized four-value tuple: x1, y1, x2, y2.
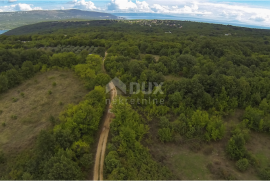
(0, 70, 88, 154)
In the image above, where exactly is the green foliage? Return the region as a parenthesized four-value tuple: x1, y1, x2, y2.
(243, 106, 264, 132)
(20, 92, 25, 98)
(79, 153, 93, 169)
(11, 115, 17, 120)
(158, 128, 173, 143)
(42, 149, 83, 180)
(48, 90, 52, 95)
(52, 82, 57, 87)
(106, 99, 172, 180)
(259, 168, 270, 180)
(236, 158, 249, 172)
(0, 74, 8, 93)
(0, 151, 6, 164)
(49, 115, 56, 125)
(95, 73, 111, 86)
(226, 133, 247, 160)
(86, 54, 103, 73)
(1, 122, 6, 127)
(12, 97, 19, 102)
(50, 52, 77, 68)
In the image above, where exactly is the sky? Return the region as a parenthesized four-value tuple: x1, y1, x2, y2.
(0, 0, 270, 28)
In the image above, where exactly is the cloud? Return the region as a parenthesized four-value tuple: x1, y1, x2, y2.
(0, 3, 42, 11)
(8, 0, 17, 3)
(108, 0, 152, 12)
(105, 0, 270, 27)
(72, 0, 97, 10)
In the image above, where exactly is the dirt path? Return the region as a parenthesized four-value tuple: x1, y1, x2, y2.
(93, 52, 116, 180)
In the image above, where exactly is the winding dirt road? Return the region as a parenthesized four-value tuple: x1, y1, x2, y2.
(93, 53, 117, 180)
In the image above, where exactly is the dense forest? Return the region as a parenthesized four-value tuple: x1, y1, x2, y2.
(1, 20, 270, 180)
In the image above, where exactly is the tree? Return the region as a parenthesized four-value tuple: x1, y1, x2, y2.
(74, 64, 96, 79)
(129, 61, 143, 78)
(36, 130, 56, 160)
(105, 151, 120, 173)
(94, 47, 106, 57)
(21, 61, 34, 79)
(42, 149, 83, 180)
(0, 74, 8, 93)
(95, 73, 111, 86)
(86, 54, 103, 73)
(226, 133, 247, 160)
(259, 98, 269, 115)
(5, 69, 22, 88)
(144, 55, 156, 64)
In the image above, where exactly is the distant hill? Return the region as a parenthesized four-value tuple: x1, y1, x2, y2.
(3, 20, 119, 35)
(0, 9, 118, 29)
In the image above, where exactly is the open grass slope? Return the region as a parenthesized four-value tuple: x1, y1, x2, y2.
(146, 110, 269, 180)
(0, 70, 88, 154)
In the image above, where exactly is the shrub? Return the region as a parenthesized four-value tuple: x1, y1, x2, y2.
(49, 115, 56, 125)
(12, 97, 19, 102)
(0, 110, 3, 115)
(2, 122, 6, 127)
(236, 158, 249, 172)
(11, 115, 17, 120)
(259, 169, 270, 180)
(245, 151, 259, 167)
(158, 128, 173, 143)
(59, 102, 64, 106)
(20, 92, 25, 97)
(52, 82, 57, 87)
(48, 90, 52, 95)
(0, 151, 6, 164)
(226, 133, 247, 160)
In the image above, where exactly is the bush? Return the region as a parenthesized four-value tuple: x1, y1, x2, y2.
(259, 169, 270, 180)
(11, 115, 17, 120)
(20, 92, 25, 97)
(226, 133, 247, 160)
(0, 110, 3, 115)
(0, 151, 6, 164)
(158, 128, 173, 143)
(48, 90, 52, 95)
(245, 151, 259, 167)
(12, 97, 19, 102)
(236, 158, 249, 172)
(52, 82, 57, 87)
(49, 115, 56, 125)
(2, 122, 6, 127)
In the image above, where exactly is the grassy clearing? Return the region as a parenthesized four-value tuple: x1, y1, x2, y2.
(164, 75, 182, 81)
(170, 152, 211, 180)
(0, 70, 88, 154)
(247, 132, 270, 169)
(147, 110, 266, 180)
